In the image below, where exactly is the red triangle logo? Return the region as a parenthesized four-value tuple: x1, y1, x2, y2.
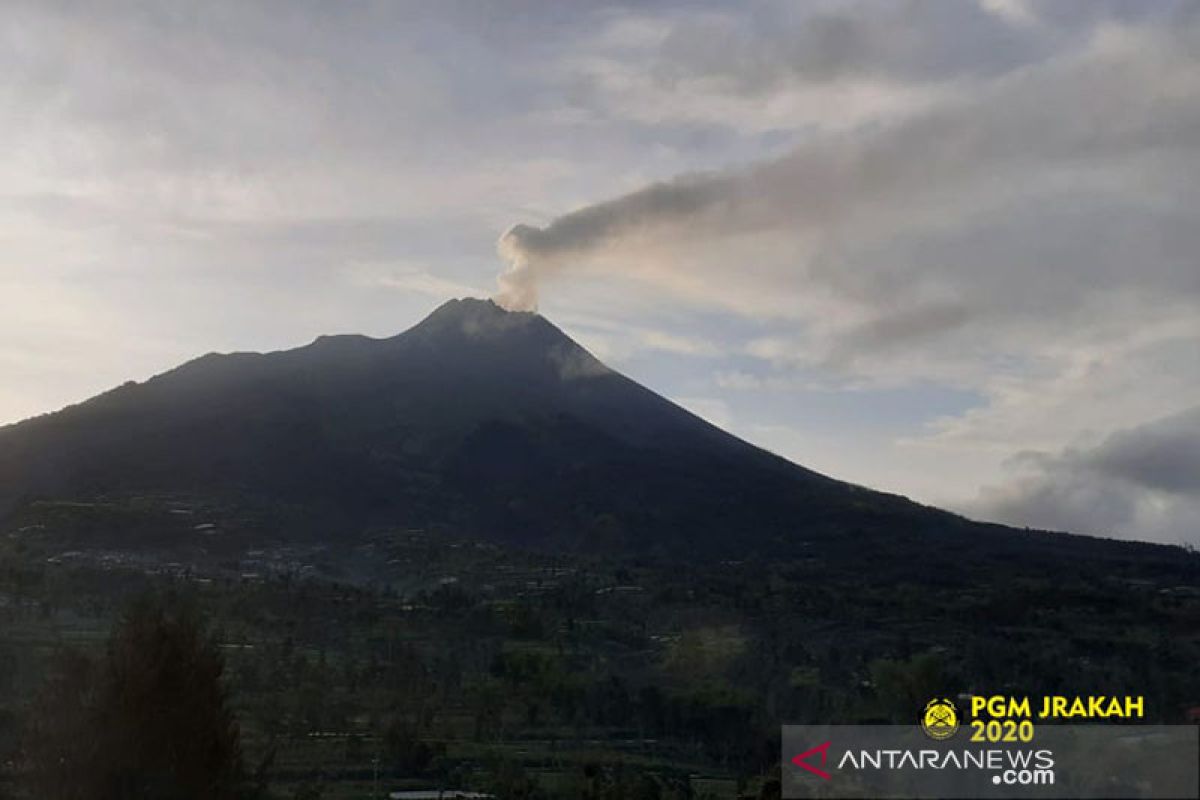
(790, 740, 832, 780)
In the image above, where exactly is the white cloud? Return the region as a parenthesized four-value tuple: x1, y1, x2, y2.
(979, 0, 1038, 29)
(636, 329, 724, 358)
(344, 261, 486, 300)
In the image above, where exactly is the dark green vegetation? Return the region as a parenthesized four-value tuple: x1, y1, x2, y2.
(19, 598, 251, 799)
(1, 522, 1197, 798)
(0, 298, 1196, 796)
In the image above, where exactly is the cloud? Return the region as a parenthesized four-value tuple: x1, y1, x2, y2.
(498, 14, 1200, 326)
(1079, 408, 1200, 495)
(0, 0, 631, 422)
(636, 329, 723, 357)
(553, 2, 1193, 142)
(345, 261, 486, 300)
(673, 395, 731, 429)
(549, 309, 726, 364)
(651, 2, 1047, 89)
(979, 0, 1038, 29)
(974, 407, 1200, 546)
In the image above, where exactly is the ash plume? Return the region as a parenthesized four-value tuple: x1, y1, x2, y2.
(494, 175, 733, 311)
(492, 20, 1200, 312)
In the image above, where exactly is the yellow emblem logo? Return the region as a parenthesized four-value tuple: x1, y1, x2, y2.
(921, 698, 959, 740)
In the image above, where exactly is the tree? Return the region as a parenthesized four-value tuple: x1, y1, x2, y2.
(23, 595, 252, 799)
(21, 649, 98, 800)
(869, 652, 948, 722)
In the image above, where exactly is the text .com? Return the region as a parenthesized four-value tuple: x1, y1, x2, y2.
(994, 768, 1056, 786)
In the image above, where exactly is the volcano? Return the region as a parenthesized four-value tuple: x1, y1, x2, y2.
(0, 298, 1168, 561)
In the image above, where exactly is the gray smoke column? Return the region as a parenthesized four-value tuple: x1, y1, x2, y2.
(494, 174, 734, 311)
(492, 22, 1200, 311)
(491, 119, 941, 311)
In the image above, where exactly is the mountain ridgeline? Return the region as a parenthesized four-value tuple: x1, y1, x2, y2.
(0, 298, 1180, 562)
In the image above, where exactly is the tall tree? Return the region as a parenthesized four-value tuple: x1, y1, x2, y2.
(23, 596, 247, 799)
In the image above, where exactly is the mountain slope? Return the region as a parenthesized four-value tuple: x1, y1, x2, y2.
(0, 298, 1163, 560)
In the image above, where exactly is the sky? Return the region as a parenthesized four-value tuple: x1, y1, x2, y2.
(3, 0, 1199, 546)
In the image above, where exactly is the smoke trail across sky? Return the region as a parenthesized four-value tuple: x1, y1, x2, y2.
(495, 174, 736, 311)
(494, 16, 1200, 315)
